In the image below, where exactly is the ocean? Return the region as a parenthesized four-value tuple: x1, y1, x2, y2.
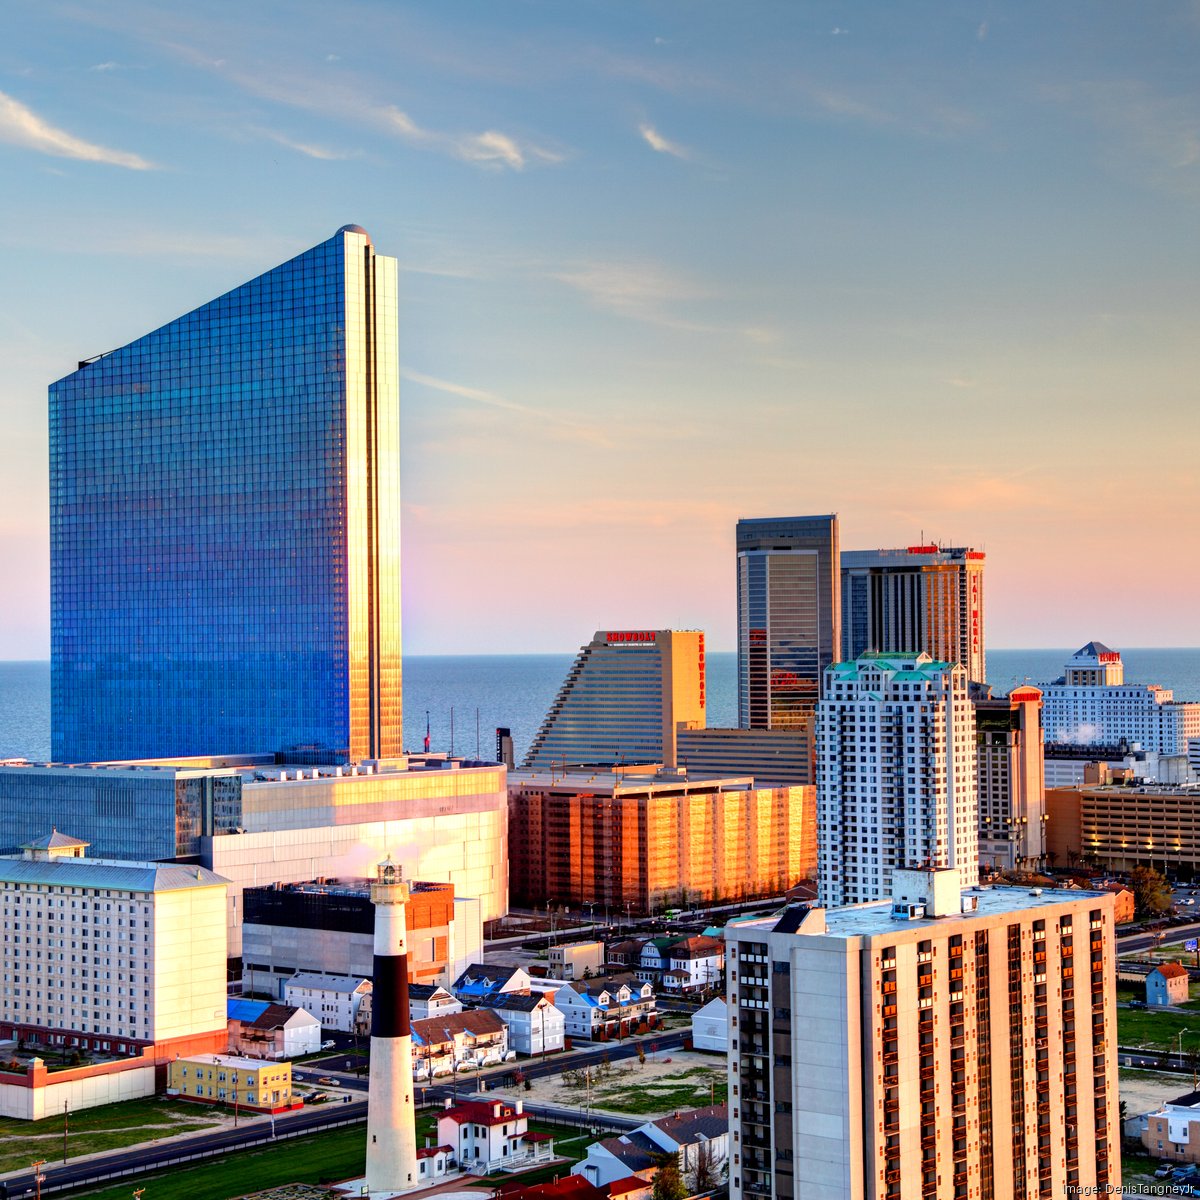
(3, 648, 1200, 764)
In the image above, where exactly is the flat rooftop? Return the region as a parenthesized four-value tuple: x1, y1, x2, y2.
(246, 877, 453, 898)
(0, 752, 499, 785)
(508, 766, 758, 796)
(732, 884, 1111, 941)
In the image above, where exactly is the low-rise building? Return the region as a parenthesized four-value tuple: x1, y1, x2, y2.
(167, 1053, 297, 1112)
(409, 984, 462, 1021)
(661, 935, 724, 994)
(485, 992, 565, 1057)
(548, 941, 606, 981)
(412, 1010, 508, 1077)
(1148, 963, 1191, 1007)
(690, 996, 728, 1053)
(416, 1144, 455, 1184)
(437, 1097, 555, 1172)
(451, 964, 533, 1004)
(605, 939, 645, 968)
(533, 976, 656, 1041)
(227, 999, 320, 1059)
(1143, 1089, 1200, 1164)
(282, 973, 370, 1033)
(574, 1104, 728, 1190)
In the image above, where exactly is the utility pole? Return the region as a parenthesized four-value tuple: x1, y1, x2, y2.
(63, 1099, 69, 1163)
(32, 1160, 46, 1200)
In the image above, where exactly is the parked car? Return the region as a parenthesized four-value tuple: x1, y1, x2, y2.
(321, 1039, 336, 1050)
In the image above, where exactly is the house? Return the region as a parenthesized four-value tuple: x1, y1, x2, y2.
(452, 963, 533, 1004)
(574, 1104, 728, 1189)
(1148, 963, 1191, 1007)
(690, 997, 728, 1053)
(604, 1178, 653, 1200)
(485, 992, 566, 1056)
(661, 936, 724, 994)
(412, 1009, 508, 1077)
(606, 939, 646, 968)
(495, 1176, 607, 1200)
(227, 998, 321, 1060)
(167, 1054, 299, 1113)
(548, 941, 606, 981)
(410, 983, 463, 1021)
(1103, 883, 1136, 924)
(437, 1097, 555, 1173)
(282, 973, 371, 1033)
(1143, 1088, 1200, 1163)
(635, 938, 676, 983)
(532, 976, 657, 1041)
(416, 1143, 456, 1183)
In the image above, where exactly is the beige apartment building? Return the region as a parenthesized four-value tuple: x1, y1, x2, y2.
(725, 868, 1119, 1200)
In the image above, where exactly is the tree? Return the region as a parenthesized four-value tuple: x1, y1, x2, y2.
(637, 1042, 646, 1067)
(652, 1151, 687, 1200)
(691, 1141, 723, 1193)
(1130, 866, 1173, 918)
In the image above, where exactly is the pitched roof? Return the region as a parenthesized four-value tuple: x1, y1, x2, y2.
(1154, 962, 1190, 980)
(413, 1009, 506, 1046)
(650, 1102, 728, 1144)
(439, 1098, 524, 1127)
(595, 1133, 660, 1173)
(1074, 641, 1116, 657)
(409, 983, 454, 1001)
(416, 1144, 454, 1160)
(453, 963, 526, 993)
(487, 992, 552, 1013)
(605, 1178, 652, 1198)
(497, 1177, 604, 1200)
(0, 854, 227, 893)
(1168, 1090, 1200, 1109)
(228, 998, 271, 1023)
(20, 830, 89, 850)
(286, 972, 370, 993)
(249, 1002, 314, 1030)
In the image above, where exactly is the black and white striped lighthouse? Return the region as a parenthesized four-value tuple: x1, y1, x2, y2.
(365, 856, 419, 1194)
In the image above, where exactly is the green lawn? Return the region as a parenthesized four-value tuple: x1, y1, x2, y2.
(68, 1124, 366, 1200)
(1117, 1007, 1200, 1052)
(1122, 1145, 1166, 1183)
(0, 1096, 222, 1174)
(583, 1065, 727, 1115)
(66, 1114, 595, 1200)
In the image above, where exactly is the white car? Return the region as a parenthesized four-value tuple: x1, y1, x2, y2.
(321, 1039, 336, 1049)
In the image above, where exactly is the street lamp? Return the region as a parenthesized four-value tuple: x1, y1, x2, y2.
(1179, 1028, 1195, 1061)
(31, 1160, 46, 1200)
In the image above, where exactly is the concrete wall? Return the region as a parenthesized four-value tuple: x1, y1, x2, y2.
(0, 1063, 156, 1120)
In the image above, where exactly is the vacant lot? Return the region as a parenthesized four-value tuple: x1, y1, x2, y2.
(491, 1049, 726, 1118)
(0, 1096, 224, 1174)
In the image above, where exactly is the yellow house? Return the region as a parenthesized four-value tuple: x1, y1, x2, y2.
(168, 1053, 294, 1112)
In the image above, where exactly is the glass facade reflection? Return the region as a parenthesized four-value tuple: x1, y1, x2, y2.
(50, 226, 401, 762)
(736, 515, 840, 729)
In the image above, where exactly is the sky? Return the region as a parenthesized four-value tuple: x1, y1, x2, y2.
(1, 1, 1198, 656)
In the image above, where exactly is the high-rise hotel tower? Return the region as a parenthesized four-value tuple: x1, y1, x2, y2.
(50, 226, 401, 763)
(841, 544, 986, 684)
(736, 515, 840, 729)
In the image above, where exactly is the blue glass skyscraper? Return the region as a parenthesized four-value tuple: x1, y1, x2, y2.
(50, 226, 402, 763)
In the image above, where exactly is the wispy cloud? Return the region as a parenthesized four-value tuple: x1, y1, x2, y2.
(639, 122, 689, 159)
(945, 375, 976, 389)
(376, 105, 560, 170)
(552, 260, 710, 327)
(1042, 79, 1200, 188)
(0, 89, 154, 169)
(261, 129, 358, 161)
(90, 61, 125, 72)
(401, 369, 613, 446)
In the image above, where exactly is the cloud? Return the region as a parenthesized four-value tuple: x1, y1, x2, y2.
(945, 376, 976, 389)
(639, 123, 689, 159)
(552, 260, 710, 326)
(401, 369, 613, 446)
(378, 105, 561, 170)
(0, 89, 154, 169)
(90, 61, 124, 72)
(261, 129, 358, 161)
(977, 21, 989, 41)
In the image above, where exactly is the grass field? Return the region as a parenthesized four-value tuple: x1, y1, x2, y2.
(1117, 1006, 1200, 1052)
(68, 1125, 366, 1200)
(64, 1112, 594, 1200)
(0, 1096, 222, 1174)
(587, 1064, 727, 1115)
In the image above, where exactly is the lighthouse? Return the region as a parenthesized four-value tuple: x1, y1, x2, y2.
(365, 856, 419, 1194)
